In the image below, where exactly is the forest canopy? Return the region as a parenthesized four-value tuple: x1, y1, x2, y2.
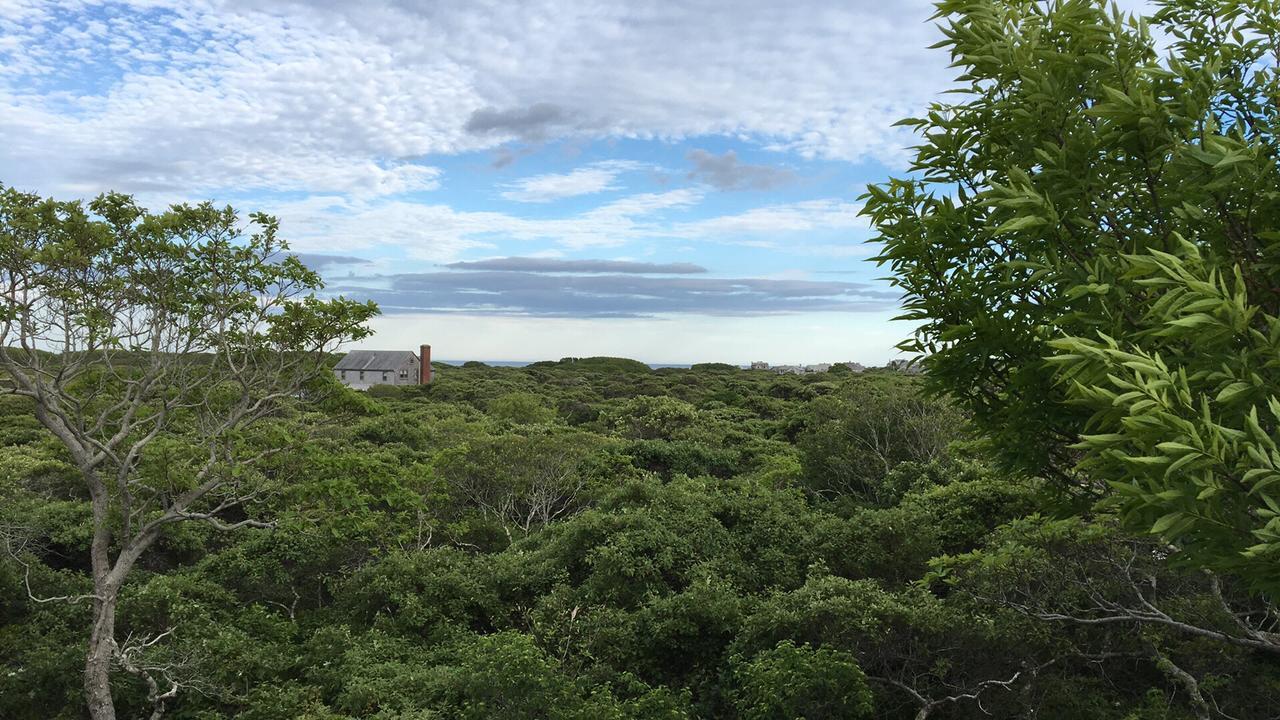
(5, 357, 1279, 718)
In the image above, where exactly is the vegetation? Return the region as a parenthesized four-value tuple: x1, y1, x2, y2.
(0, 186, 376, 719)
(4, 353, 1278, 718)
(5, 0, 1280, 718)
(865, 0, 1280, 589)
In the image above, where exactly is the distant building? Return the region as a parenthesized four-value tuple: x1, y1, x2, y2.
(887, 358, 924, 375)
(759, 361, 870, 375)
(334, 344, 433, 390)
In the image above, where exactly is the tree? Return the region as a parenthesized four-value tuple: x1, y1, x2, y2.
(489, 391, 558, 425)
(797, 379, 964, 504)
(935, 516, 1280, 718)
(433, 430, 611, 541)
(729, 641, 875, 720)
(0, 186, 376, 719)
(863, 1, 1280, 589)
(603, 395, 700, 440)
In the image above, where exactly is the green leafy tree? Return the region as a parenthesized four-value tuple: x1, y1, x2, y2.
(0, 187, 376, 719)
(729, 640, 874, 720)
(797, 379, 964, 504)
(933, 516, 1280, 718)
(433, 430, 613, 541)
(489, 392, 557, 425)
(604, 395, 700, 440)
(863, 0, 1280, 589)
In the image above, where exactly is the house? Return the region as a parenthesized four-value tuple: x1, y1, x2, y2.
(887, 358, 924, 375)
(767, 363, 842, 375)
(334, 344, 433, 389)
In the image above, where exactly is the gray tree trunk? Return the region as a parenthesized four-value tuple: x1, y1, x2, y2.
(85, 591, 118, 720)
(85, 469, 118, 720)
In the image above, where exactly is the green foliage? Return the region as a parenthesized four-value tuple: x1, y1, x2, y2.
(0, 185, 377, 359)
(729, 641, 873, 720)
(489, 392, 557, 425)
(796, 375, 964, 504)
(864, 0, 1280, 589)
(623, 439, 741, 480)
(431, 429, 621, 543)
(335, 549, 499, 641)
(604, 395, 701, 440)
(557, 357, 653, 374)
(930, 513, 1280, 719)
(749, 450, 804, 489)
(690, 363, 739, 373)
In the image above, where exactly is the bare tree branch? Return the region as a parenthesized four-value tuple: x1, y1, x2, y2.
(872, 661, 1047, 720)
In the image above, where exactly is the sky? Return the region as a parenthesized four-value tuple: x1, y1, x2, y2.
(0, 0, 1049, 363)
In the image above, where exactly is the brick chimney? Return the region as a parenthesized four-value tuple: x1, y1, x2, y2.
(419, 344, 433, 384)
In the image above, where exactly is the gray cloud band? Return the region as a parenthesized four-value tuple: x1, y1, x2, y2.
(290, 252, 373, 269)
(464, 103, 571, 141)
(686, 149, 795, 191)
(328, 271, 896, 318)
(443, 257, 707, 274)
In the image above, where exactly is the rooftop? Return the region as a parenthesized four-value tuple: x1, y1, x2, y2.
(334, 350, 418, 371)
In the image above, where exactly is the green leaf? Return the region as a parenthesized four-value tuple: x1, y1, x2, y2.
(991, 215, 1048, 234)
(1216, 382, 1253, 404)
(1151, 512, 1183, 535)
(1212, 153, 1251, 169)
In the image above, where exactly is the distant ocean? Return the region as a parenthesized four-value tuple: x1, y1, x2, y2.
(436, 360, 703, 369)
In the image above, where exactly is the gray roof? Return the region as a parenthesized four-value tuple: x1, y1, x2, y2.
(334, 350, 418, 371)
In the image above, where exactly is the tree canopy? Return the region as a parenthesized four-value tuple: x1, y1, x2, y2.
(864, 0, 1280, 589)
(0, 186, 377, 719)
(5, 353, 1278, 718)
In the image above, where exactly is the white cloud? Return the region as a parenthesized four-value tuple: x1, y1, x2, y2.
(265, 190, 872, 262)
(0, 0, 953, 200)
(0, 0, 471, 197)
(500, 160, 642, 202)
(264, 186, 708, 259)
(579, 188, 703, 223)
(0, 0, 1168, 204)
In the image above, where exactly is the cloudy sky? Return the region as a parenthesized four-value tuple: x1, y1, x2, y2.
(2, 0, 968, 364)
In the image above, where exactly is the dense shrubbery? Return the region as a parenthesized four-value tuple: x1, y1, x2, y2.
(4, 360, 1278, 718)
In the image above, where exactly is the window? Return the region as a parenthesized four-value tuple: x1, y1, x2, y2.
(382, 372, 389, 382)
(359, 371, 365, 380)
(340, 370, 346, 379)
(399, 369, 408, 378)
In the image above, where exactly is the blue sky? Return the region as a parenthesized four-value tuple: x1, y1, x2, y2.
(0, 0, 1134, 363)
